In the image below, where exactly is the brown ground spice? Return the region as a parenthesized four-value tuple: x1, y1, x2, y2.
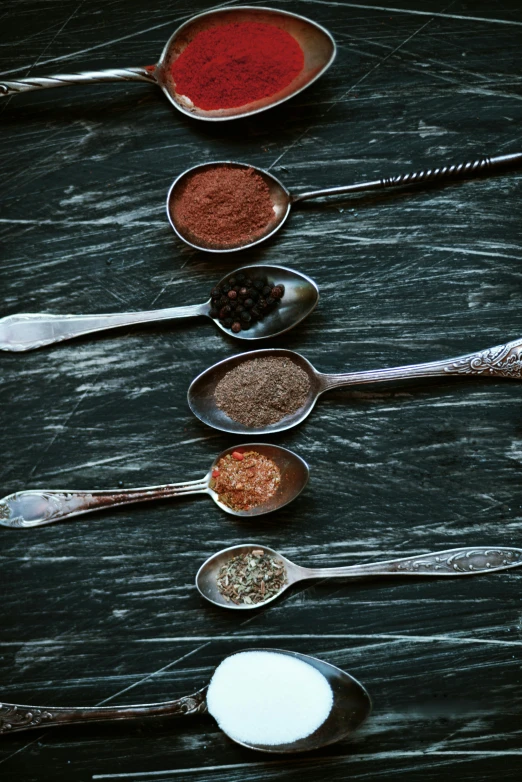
(173, 165, 275, 248)
(214, 356, 311, 428)
(210, 451, 281, 511)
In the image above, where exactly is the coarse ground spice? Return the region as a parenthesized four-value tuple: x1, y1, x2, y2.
(171, 23, 304, 111)
(216, 549, 287, 605)
(210, 450, 281, 511)
(173, 165, 275, 248)
(215, 356, 311, 428)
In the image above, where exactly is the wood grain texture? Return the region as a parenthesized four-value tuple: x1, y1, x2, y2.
(1, 0, 522, 779)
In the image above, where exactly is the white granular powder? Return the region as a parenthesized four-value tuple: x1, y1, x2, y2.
(206, 650, 333, 746)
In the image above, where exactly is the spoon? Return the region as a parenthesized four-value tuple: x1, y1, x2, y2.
(188, 337, 522, 434)
(197, 543, 522, 610)
(0, 444, 308, 528)
(167, 152, 522, 251)
(0, 265, 318, 352)
(0, 7, 335, 122)
(0, 648, 370, 752)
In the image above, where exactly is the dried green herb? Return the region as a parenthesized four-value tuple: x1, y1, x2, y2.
(216, 549, 287, 605)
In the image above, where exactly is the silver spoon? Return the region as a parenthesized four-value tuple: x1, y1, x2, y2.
(0, 7, 335, 122)
(0, 444, 308, 528)
(197, 543, 522, 610)
(188, 338, 522, 435)
(167, 152, 522, 251)
(0, 265, 318, 352)
(0, 648, 370, 752)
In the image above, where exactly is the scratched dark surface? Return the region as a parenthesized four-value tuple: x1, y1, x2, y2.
(1, 0, 522, 780)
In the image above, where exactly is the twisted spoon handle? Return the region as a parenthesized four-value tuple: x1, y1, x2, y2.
(321, 336, 522, 390)
(0, 303, 207, 352)
(293, 152, 522, 202)
(0, 66, 156, 97)
(0, 689, 207, 735)
(0, 478, 209, 528)
(304, 547, 522, 578)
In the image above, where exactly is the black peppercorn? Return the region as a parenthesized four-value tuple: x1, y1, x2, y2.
(231, 322, 241, 333)
(239, 287, 249, 297)
(227, 290, 237, 300)
(228, 277, 237, 286)
(244, 298, 254, 309)
(223, 317, 234, 327)
(253, 279, 265, 291)
(219, 305, 232, 319)
(262, 285, 272, 297)
(240, 311, 252, 323)
(209, 308, 219, 319)
(270, 285, 284, 299)
(211, 287, 221, 299)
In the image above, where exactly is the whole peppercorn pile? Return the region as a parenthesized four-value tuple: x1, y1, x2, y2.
(209, 273, 285, 333)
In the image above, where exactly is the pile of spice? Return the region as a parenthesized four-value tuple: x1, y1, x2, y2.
(173, 165, 275, 248)
(209, 272, 285, 333)
(207, 650, 334, 746)
(215, 356, 311, 428)
(210, 450, 280, 512)
(216, 548, 287, 605)
(172, 22, 304, 110)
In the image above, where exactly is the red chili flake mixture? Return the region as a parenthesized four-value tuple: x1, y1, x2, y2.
(210, 451, 281, 511)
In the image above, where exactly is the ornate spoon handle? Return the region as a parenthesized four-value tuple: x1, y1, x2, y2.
(0, 478, 209, 528)
(321, 336, 522, 390)
(293, 152, 522, 202)
(0, 66, 156, 97)
(304, 546, 522, 578)
(0, 689, 207, 735)
(0, 303, 207, 352)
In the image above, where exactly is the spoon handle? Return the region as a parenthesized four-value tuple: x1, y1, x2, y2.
(292, 152, 522, 202)
(305, 546, 522, 579)
(0, 66, 156, 97)
(321, 336, 522, 390)
(0, 304, 207, 351)
(0, 688, 207, 735)
(0, 478, 209, 528)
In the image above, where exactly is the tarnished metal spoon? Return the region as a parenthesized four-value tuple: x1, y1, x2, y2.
(168, 152, 522, 251)
(0, 648, 370, 753)
(0, 444, 308, 528)
(0, 7, 335, 122)
(197, 543, 522, 610)
(188, 338, 522, 435)
(0, 265, 318, 352)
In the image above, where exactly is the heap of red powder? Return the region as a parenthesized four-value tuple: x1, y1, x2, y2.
(172, 165, 275, 248)
(172, 22, 304, 111)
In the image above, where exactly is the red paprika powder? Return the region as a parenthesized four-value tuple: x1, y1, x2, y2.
(172, 22, 304, 110)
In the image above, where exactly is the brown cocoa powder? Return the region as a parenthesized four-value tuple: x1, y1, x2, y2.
(173, 165, 275, 248)
(214, 356, 311, 428)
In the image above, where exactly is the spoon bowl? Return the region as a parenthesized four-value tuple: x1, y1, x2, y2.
(0, 444, 309, 528)
(188, 337, 522, 435)
(197, 543, 522, 611)
(0, 7, 336, 121)
(0, 648, 371, 752)
(167, 162, 291, 252)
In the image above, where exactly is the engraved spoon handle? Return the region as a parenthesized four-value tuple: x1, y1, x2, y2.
(292, 152, 522, 202)
(303, 547, 522, 578)
(321, 336, 522, 390)
(0, 303, 207, 352)
(0, 688, 207, 734)
(0, 478, 209, 528)
(0, 66, 156, 97)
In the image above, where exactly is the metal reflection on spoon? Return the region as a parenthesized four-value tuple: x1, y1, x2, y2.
(168, 152, 522, 252)
(0, 648, 371, 753)
(188, 337, 522, 435)
(0, 7, 336, 122)
(0, 265, 318, 352)
(0, 444, 309, 528)
(197, 543, 522, 610)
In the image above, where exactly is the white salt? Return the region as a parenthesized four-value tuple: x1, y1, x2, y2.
(206, 650, 333, 746)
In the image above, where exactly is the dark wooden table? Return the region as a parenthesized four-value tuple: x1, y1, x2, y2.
(1, 1, 522, 780)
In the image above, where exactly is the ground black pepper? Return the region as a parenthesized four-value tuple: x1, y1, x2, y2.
(214, 356, 311, 428)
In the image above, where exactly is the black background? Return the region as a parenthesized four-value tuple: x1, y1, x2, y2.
(1, 1, 522, 780)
